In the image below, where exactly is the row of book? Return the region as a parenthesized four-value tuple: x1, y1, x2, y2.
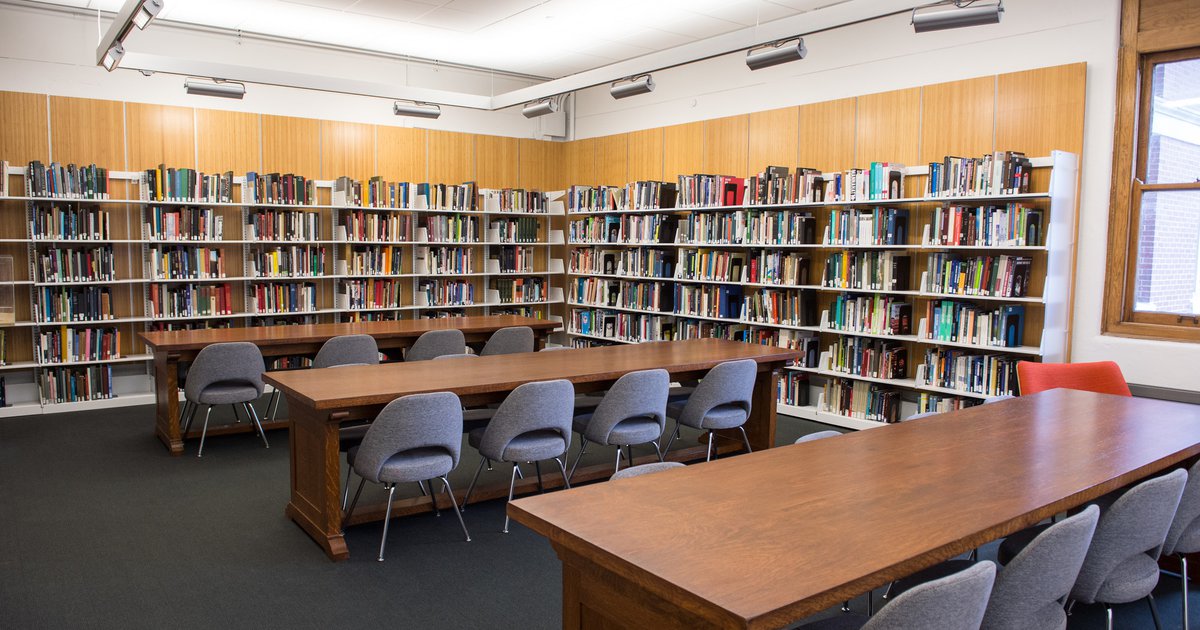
(929, 204, 1042, 247)
(425, 214, 479, 243)
(827, 294, 913, 336)
(342, 210, 413, 242)
(40, 365, 113, 404)
(491, 217, 542, 243)
(150, 283, 234, 317)
(252, 282, 317, 314)
(37, 246, 115, 283)
(821, 378, 902, 423)
(914, 348, 1019, 397)
(343, 278, 404, 310)
(680, 210, 818, 246)
(495, 277, 546, 304)
(36, 286, 114, 322)
(417, 246, 474, 275)
(826, 208, 910, 246)
(928, 152, 1032, 198)
(149, 246, 226, 280)
(779, 372, 811, 407)
(248, 209, 323, 241)
(418, 279, 474, 306)
(242, 172, 316, 206)
(140, 165, 234, 203)
(494, 246, 535, 274)
(571, 308, 673, 342)
(924, 301, 1026, 348)
(826, 337, 908, 380)
(31, 206, 111, 240)
(743, 288, 818, 327)
(823, 251, 911, 291)
(917, 393, 978, 415)
(26, 162, 111, 199)
(925, 254, 1033, 298)
(250, 246, 326, 278)
(483, 188, 549, 214)
(146, 207, 225, 241)
(35, 326, 121, 364)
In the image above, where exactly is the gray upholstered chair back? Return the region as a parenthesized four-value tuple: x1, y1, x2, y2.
(1070, 468, 1188, 604)
(794, 430, 842, 444)
(863, 561, 996, 630)
(433, 353, 477, 360)
(477, 380, 574, 461)
(584, 369, 669, 443)
(313, 334, 380, 369)
(982, 505, 1099, 630)
(481, 326, 534, 356)
(539, 346, 570, 351)
(184, 342, 265, 401)
(353, 392, 464, 484)
(677, 359, 756, 429)
(406, 329, 466, 361)
(1163, 460, 1200, 556)
(611, 461, 684, 481)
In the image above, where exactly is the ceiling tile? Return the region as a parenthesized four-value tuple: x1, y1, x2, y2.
(347, 0, 443, 21)
(412, 6, 502, 32)
(702, 1, 800, 27)
(281, 0, 361, 10)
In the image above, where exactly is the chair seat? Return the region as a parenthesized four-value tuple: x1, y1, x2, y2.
(1092, 553, 1161, 604)
(666, 401, 748, 430)
(793, 613, 867, 630)
(194, 381, 260, 405)
(468, 427, 567, 462)
(350, 446, 454, 484)
(338, 424, 370, 452)
(611, 461, 684, 480)
(573, 413, 662, 446)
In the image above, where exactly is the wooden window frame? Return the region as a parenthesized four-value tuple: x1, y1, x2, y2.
(1103, 1, 1200, 343)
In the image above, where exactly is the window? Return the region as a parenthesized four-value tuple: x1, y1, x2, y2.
(1104, 0, 1200, 342)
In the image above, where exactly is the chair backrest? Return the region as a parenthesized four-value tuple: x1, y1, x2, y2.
(313, 334, 379, 369)
(478, 380, 575, 461)
(405, 329, 466, 361)
(539, 346, 570, 352)
(1163, 460, 1200, 556)
(611, 461, 684, 481)
(677, 359, 757, 429)
(353, 392, 464, 483)
(1016, 361, 1132, 397)
(981, 506, 1099, 630)
(794, 430, 842, 444)
(863, 561, 996, 630)
(585, 369, 669, 444)
(432, 353, 477, 360)
(1071, 468, 1188, 604)
(481, 326, 534, 356)
(184, 342, 265, 401)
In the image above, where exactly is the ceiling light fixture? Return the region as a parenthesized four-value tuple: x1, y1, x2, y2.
(912, 0, 1003, 33)
(745, 37, 807, 71)
(95, 0, 162, 71)
(184, 78, 246, 99)
(393, 100, 442, 119)
(522, 98, 559, 118)
(610, 75, 654, 100)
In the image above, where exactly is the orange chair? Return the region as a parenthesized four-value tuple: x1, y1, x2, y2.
(1016, 360, 1132, 397)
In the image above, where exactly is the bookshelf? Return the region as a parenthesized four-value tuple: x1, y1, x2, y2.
(0, 162, 565, 415)
(564, 151, 1077, 430)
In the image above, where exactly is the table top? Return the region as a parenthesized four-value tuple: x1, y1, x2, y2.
(138, 315, 557, 351)
(263, 338, 799, 411)
(508, 389, 1200, 629)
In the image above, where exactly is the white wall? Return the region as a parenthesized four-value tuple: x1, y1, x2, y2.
(0, 2, 548, 138)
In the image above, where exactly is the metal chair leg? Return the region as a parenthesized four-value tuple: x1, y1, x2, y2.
(613, 446, 623, 476)
(568, 438, 589, 482)
(706, 431, 715, 462)
(503, 463, 520, 534)
(625, 445, 634, 467)
(882, 581, 895, 600)
(1148, 593, 1163, 630)
(554, 457, 571, 490)
(377, 484, 396, 561)
(738, 426, 752, 454)
(179, 399, 191, 428)
(232, 402, 242, 423)
(1183, 554, 1191, 630)
(841, 601, 851, 613)
(534, 461, 545, 493)
(263, 389, 280, 421)
(462, 458, 487, 511)
(416, 480, 428, 496)
(341, 465, 354, 510)
(440, 476, 471, 542)
(245, 401, 269, 448)
(427, 480, 441, 516)
(181, 401, 198, 435)
(652, 440, 664, 462)
(663, 422, 680, 452)
(197, 405, 214, 457)
(1105, 604, 1114, 630)
(343, 477, 366, 530)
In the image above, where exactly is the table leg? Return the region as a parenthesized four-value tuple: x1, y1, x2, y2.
(284, 398, 349, 561)
(534, 331, 547, 351)
(153, 351, 184, 456)
(745, 367, 780, 451)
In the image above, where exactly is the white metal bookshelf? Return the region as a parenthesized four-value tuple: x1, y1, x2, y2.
(564, 151, 1078, 430)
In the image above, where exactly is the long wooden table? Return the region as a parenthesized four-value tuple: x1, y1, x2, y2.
(139, 315, 557, 456)
(508, 389, 1200, 629)
(263, 339, 800, 561)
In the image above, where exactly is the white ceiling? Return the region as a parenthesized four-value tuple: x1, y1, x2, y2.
(33, 0, 848, 78)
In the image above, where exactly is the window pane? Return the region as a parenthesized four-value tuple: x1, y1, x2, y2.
(1146, 56, 1200, 185)
(1133, 190, 1200, 315)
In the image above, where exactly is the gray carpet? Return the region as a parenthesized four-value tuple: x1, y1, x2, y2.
(0, 404, 1185, 629)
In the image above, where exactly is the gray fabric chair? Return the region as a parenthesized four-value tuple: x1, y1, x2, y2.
(462, 379, 575, 533)
(667, 379, 700, 402)
(180, 342, 269, 457)
(342, 392, 470, 561)
(314, 334, 380, 368)
(432, 353, 476, 360)
(890, 506, 1100, 630)
(795, 430, 843, 444)
(569, 369, 670, 481)
(539, 346, 605, 411)
(610, 461, 684, 481)
(663, 359, 757, 461)
(796, 561, 997, 630)
(405, 329, 466, 361)
(999, 469, 1188, 630)
(1160, 460, 1200, 630)
(480, 326, 534, 356)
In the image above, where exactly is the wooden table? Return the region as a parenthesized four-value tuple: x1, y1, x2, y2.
(263, 338, 800, 561)
(508, 390, 1200, 630)
(139, 315, 557, 455)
